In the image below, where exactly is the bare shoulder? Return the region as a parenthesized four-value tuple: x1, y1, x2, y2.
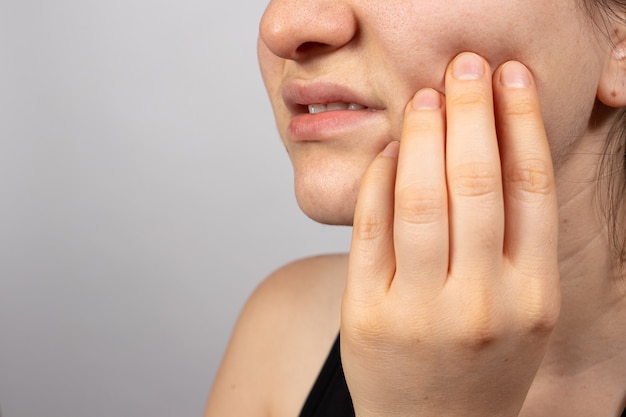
(205, 253, 348, 417)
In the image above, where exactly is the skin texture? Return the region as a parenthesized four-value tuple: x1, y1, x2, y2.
(258, 0, 606, 225)
(206, 1, 626, 416)
(342, 55, 559, 417)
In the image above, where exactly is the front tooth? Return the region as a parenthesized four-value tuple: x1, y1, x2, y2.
(326, 102, 349, 111)
(308, 102, 367, 114)
(308, 104, 327, 114)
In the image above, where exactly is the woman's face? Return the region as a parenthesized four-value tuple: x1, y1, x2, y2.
(258, 0, 611, 225)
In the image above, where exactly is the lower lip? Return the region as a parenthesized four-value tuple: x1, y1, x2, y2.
(287, 110, 384, 142)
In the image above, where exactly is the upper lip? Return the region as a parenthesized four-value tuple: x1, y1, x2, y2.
(281, 79, 385, 114)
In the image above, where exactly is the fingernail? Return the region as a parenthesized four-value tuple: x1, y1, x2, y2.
(412, 88, 441, 110)
(452, 53, 484, 80)
(500, 61, 531, 88)
(381, 141, 400, 158)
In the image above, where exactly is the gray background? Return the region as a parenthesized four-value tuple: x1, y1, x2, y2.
(0, 1, 351, 416)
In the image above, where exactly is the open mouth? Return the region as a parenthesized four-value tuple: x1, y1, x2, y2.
(307, 102, 368, 114)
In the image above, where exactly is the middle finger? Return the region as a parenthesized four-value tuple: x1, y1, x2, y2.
(445, 52, 504, 279)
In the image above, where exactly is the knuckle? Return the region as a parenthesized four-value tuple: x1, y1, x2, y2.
(504, 159, 554, 197)
(518, 291, 560, 336)
(450, 295, 503, 350)
(353, 210, 389, 241)
(448, 89, 490, 108)
(524, 308, 559, 336)
(502, 94, 537, 117)
(451, 162, 500, 197)
(455, 317, 501, 351)
(346, 311, 386, 341)
(403, 114, 437, 134)
(343, 302, 399, 344)
(395, 185, 446, 225)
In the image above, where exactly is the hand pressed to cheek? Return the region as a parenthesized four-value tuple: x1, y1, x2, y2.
(342, 54, 559, 417)
(393, 87, 448, 298)
(494, 62, 559, 270)
(444, 53, 505, 278)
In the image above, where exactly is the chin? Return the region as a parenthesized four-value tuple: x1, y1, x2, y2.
(292, 170, 360, 226)
(296, 197, 356, 226)
(285, 138, 386, 226)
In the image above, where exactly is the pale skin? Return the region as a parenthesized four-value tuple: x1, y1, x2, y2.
(206, 1, 626, 416)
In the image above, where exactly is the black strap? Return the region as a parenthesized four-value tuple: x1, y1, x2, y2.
(299, 334, 355, 417)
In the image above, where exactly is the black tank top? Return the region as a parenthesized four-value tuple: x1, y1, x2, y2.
(299, 334, 626, 417)
(299, 334, 354, 417)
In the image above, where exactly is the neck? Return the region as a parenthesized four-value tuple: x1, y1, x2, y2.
(524, 122, 626, 415)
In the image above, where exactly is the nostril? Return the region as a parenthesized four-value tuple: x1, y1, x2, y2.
(296, 41, 330, 55)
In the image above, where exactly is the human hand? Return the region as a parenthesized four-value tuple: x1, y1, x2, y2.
(341, 52, 560, 417)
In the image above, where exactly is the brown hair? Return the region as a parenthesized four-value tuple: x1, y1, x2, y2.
(586, 0, 626, 262)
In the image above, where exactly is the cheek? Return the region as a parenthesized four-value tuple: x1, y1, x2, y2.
(370, 0, 603, 161)
(366, 2, 526, 75)
(537, 77, 599, 167)
(530, 37, 605, 167)
(258, 38, 285, 122)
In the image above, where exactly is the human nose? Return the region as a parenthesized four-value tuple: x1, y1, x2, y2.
(259, 0, 357, 61)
